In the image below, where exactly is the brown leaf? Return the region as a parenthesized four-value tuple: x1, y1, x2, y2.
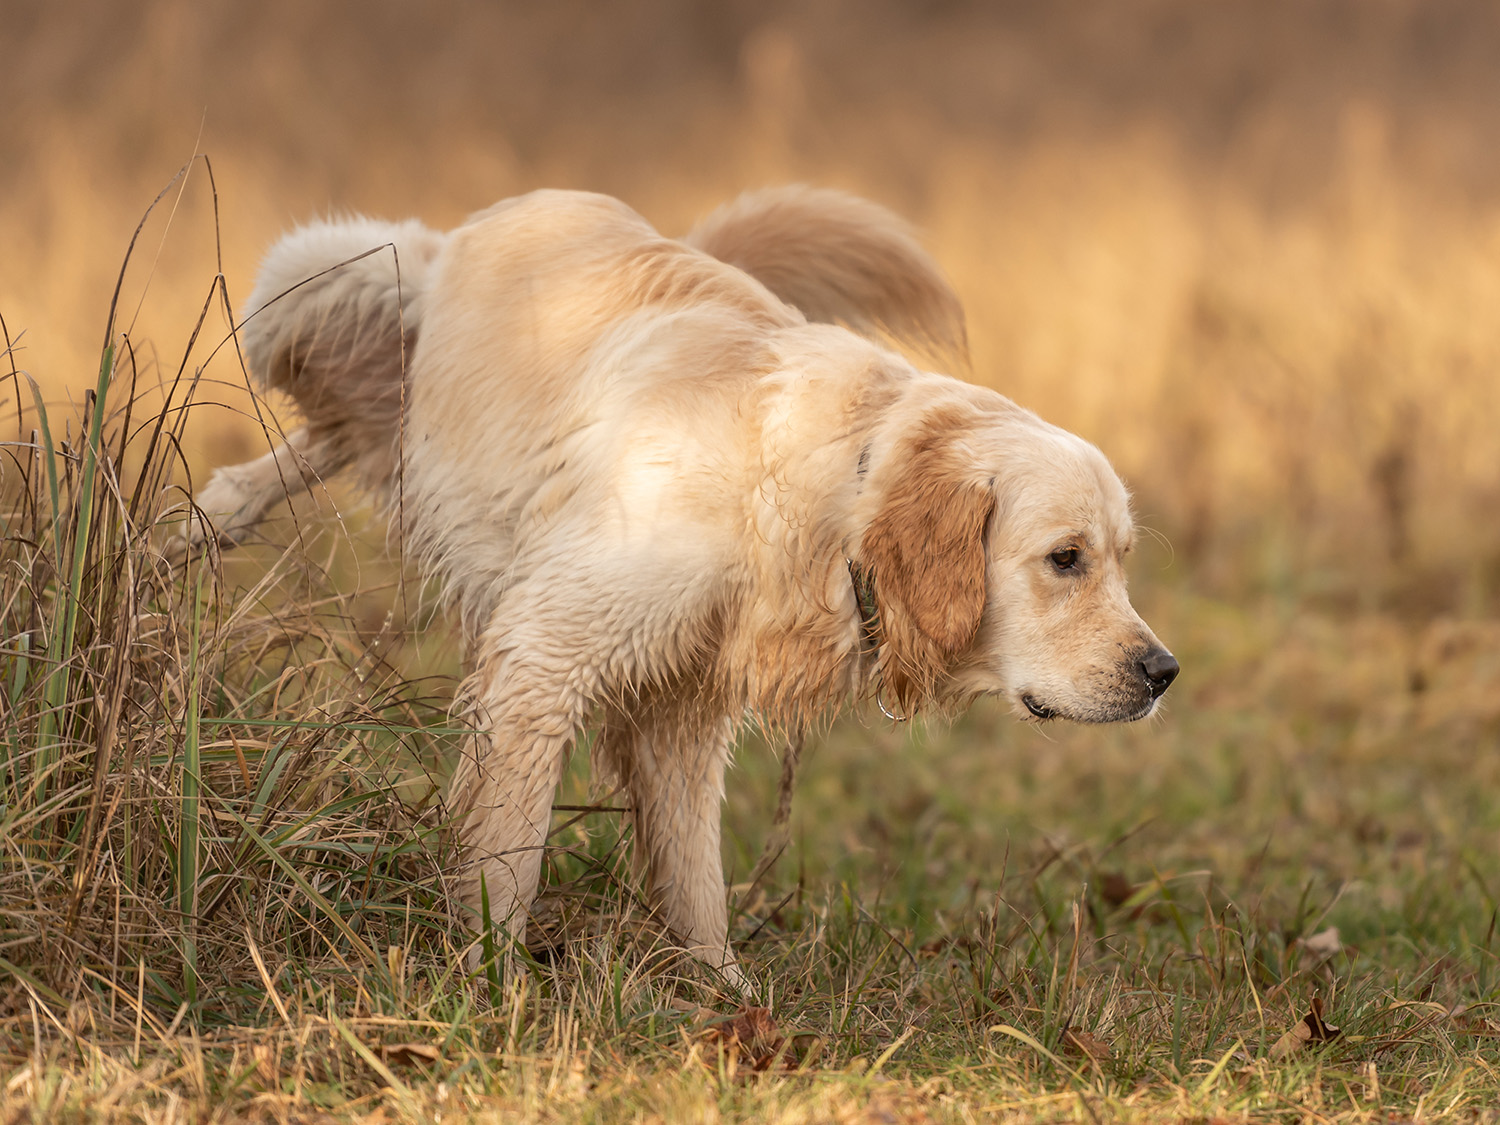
(377, 1041, 442, 1067)
(1270, 995, 1341, 1059)
(1097, 871, 1162, 922)
(251, 1043, 278, 1089)
(700, 1006, 790, 1073)
(1298, 926, 1342, 959)
(1099, 872, 1137, 909)
(1062, 1026, 1113, 1061)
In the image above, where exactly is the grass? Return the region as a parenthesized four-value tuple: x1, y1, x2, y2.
(3, 161, 1500, 1122)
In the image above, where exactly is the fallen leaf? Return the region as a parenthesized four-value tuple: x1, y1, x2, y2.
(1096, 871, 1164, 922)
(252, 1043, 278, 1088)
(1270, 995, 1341, 1059)
(1099, 872, 1137, 909)
(1299, 926, 1343, 959)
(700, 1006, 793, 1073)
(378, 1042, 442, 1067)
(1062, 1026, 1113, 1060)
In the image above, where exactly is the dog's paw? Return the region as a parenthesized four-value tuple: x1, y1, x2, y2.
(161, 469, 259, 563)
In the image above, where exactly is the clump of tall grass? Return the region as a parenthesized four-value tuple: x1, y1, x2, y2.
(0, 169, 457, 1029)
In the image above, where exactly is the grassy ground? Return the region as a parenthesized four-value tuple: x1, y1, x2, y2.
(1, 184, 1498, 1124)
(7, 6, 1500, 1111)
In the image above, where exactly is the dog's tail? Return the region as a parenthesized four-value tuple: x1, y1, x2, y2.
(683, 186, 968, 369)
(238, 216, 447, 494)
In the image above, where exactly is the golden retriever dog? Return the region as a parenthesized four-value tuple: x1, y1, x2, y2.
(183, 186, 1178, 987)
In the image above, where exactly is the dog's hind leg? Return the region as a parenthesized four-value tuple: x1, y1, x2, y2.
(170, 426, 351, 558)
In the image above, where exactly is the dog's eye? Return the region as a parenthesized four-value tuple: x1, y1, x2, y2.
(1049, 547, 1080, 572)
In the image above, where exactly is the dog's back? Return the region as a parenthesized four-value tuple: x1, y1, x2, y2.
(198, 187, 964, 566)
(235, 188, 961, 490)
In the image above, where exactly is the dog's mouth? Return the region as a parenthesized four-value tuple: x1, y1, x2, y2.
(1022, 694, 1057, 720)
(1020, 692, 1160, 723)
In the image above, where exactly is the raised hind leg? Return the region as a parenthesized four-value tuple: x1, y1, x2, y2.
(170, 426, 350, 557)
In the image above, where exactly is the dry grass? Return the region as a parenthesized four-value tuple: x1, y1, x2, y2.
(4, 2, 1500, 1120)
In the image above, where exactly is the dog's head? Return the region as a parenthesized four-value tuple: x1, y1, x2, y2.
(859, 394, 1177, 722)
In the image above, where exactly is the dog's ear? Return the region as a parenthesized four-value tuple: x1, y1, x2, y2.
(861, 431, 995, 711)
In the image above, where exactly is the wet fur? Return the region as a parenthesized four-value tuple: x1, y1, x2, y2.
(184, 186, 1173, 987)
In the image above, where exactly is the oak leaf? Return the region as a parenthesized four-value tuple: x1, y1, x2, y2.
(1270, 995, 1340, 1059)
(1062, 1026, 1113, 1061)
(378, 1042, 442, 1067)
(700, 1006, 795, 1074)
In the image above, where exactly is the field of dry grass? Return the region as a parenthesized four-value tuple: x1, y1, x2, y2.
(3, 2, 1500, 1121)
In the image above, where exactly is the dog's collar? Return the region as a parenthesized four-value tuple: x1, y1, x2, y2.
(846, 558, 908, 722)
(847, 559, 881, 656)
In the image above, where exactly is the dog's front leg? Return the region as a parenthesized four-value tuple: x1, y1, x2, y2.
(600, 703, 745, 991)
(450, 614, 595, 965)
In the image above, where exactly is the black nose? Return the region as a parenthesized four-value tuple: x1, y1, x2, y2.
(1140, 648, 1179, 698)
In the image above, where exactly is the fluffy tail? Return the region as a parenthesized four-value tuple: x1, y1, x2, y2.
(238, 215, 447, 494)
(684, 186, 968, 369)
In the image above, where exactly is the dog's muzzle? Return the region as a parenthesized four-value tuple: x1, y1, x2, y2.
(1021, 643, 1179, 723)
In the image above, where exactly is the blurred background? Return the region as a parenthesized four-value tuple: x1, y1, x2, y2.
(5, 0, 1500, 617)
(5, 0, 1500, 976)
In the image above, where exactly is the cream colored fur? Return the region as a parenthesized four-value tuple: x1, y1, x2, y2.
(183, 186, 1176, 988)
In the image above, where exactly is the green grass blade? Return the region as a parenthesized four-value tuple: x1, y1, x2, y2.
(210, 789, 387, 981)
(180, 563, 204, 1006)
(24, 378, 64, 809)
(21, 375, 63, 570)
(22, 345, 113, 815)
